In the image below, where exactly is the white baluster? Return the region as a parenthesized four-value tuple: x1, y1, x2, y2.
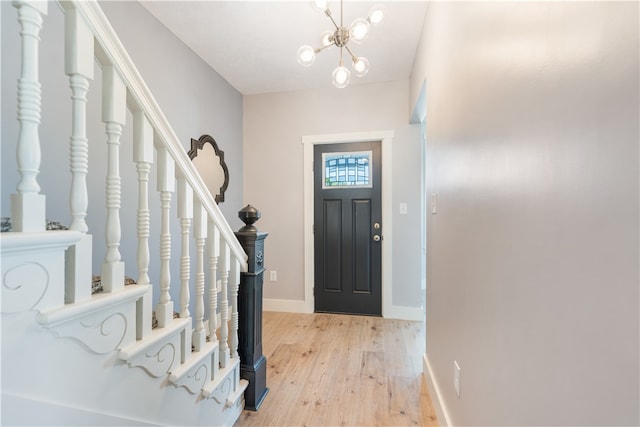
(155, 145, 174, 328)
(207, 222, 220, 343)
(11, 0, 48, 232)
(68, 74, 90, 230)
(133, 110, 153, 340)
(100, 65, 126, 293)
(63, 7, 93, 304)
(177, 176, 193, 360)
(230, 257, 240, 359)
(177, 177, 193, 319)
(133, 110, 153, 286)
(192, 200, 207, 351)
(219, 241, 231, 368)
(207, 221, 220, 380)
(65, 8, 92, 233)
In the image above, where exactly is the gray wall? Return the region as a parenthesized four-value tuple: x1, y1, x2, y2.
(100, 1, 244, 228)
(411, 2, 639, 425)
(243, 80, 423, 312)
(2, 1, 244, 308)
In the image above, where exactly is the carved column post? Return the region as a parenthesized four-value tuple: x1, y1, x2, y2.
(235, 205, 269, 411)
(11, 0, 48, 232)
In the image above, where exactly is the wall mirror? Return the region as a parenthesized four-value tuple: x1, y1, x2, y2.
(188, 134, 229, 204)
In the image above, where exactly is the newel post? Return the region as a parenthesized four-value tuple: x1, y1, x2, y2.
(235, 205, 269, 411)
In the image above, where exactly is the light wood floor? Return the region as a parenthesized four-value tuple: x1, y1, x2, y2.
(235, 312, 439, 427)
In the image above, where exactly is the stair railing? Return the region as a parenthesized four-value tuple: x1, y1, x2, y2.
(9, 0, 248, 380)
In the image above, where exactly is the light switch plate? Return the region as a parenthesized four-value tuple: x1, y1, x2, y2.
(454, 360, 461, 398)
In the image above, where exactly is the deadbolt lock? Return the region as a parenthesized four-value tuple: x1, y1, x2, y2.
(373, 222, 381, 229)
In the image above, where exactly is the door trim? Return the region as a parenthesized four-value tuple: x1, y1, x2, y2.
(302, 130, 394, 316)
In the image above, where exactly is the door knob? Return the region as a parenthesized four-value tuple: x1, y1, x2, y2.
(373, 234, 381, 242)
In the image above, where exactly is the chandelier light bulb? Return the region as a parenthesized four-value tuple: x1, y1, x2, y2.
(332, 65, 351, 88)
(368, 5, 385, 25)
(297, 45, 316, 67)
(353, 56, 370, 77)
(321, 30, 334, 47)
(349, 18, 370, 44)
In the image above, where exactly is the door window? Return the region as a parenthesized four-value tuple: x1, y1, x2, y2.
(322, 151, 372, 189)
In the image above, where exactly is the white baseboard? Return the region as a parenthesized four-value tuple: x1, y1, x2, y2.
(264, 299, 423, 321)
(384, 304, 425, 321)
(423, 353, 453, 427)
(263, 298, 311, 313)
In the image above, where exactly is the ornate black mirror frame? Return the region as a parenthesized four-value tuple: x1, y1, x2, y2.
(188, 134, 230, 204)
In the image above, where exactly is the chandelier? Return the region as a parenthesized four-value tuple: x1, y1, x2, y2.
(297, 0, 385, 88)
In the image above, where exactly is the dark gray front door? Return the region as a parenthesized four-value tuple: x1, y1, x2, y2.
(314, 141, 382, 316)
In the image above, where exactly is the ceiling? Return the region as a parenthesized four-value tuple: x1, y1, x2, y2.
(139, 1, 429, 95)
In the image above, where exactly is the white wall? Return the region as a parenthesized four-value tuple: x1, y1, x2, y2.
(1, 1, 244, 308)
(243, 80, 423, 316)
(411, 2, 639, 425)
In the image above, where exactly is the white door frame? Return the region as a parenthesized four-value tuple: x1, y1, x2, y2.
(302, 130, 394, 316)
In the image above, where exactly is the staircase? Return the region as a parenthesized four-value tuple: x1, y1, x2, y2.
(1, 1, 249, 425)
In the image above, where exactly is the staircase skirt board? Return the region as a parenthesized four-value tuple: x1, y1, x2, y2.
(1, 392, 157, 426)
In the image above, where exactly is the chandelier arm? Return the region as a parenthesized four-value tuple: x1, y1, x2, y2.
(315, 43, 336, 54)
(325, 10, 340, 30)
(344, 45, 359, 62)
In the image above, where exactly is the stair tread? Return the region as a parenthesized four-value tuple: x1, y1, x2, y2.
(37, 284, 149, 326)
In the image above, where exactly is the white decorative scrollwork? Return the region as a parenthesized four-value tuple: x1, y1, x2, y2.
(2, 262, 49, 313)
(52, 312, 128, 354)
(175, 363, 209, 394)
(128, 342, 177, 378)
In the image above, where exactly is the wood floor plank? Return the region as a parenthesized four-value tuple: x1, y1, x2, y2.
(235, 312, 438, 427)
(360, 350, 385, 382)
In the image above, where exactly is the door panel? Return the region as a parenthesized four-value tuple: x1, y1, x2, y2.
(314, 141, 382, 316)
(323, 199, 342, 292)
(353, 199, 372, 293)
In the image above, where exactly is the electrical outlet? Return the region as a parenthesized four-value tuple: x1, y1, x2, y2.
(270, 270, 277, 282)
(399, 202, 408, 215)
(453, 360, 461, 398)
